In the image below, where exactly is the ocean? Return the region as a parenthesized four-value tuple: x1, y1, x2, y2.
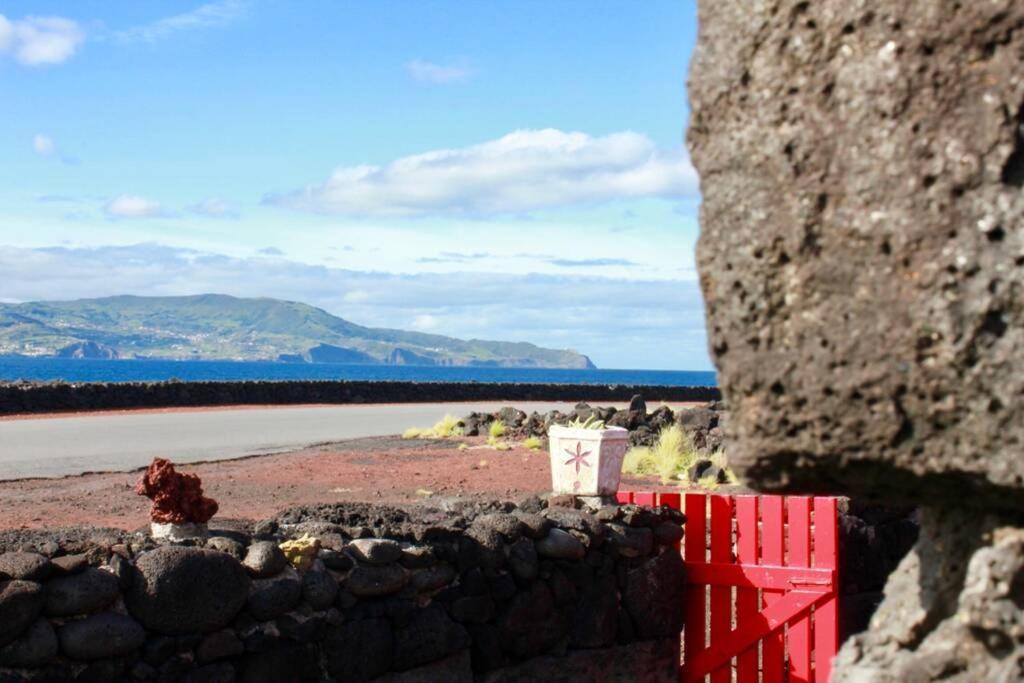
(0, 358, 717, 387)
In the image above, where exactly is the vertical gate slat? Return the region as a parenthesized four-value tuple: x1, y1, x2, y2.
(684, 493, 708, 682)
(709, 495, 733, 683)
(788, 498, 813, 682)
(634, 491, 657, 507)
(734, 496, 759, 683)
(813, 497, 839, 683)
(761, 496, 785, 683)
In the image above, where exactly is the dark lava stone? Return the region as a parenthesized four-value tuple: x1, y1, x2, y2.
(0, 580, 44, 647)
(45, 566, 120, 616)
(324, 618, 393, 682)
(0, 552, 51, 582)
(196, 629, 244, 663)
(392, 603, 470, 671)
(302, 560, 339, 610)
(50, 553, 89, 576)
(247, 568, 302, 621)
(126, 546, 250, 635)
(242, 541, 288, 578)
(0, 618, 58, 667)
(58, 612, 145, 660)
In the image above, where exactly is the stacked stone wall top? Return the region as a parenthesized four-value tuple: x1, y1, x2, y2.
(0, 498, 685, 682)
(0, 380, 720, 416)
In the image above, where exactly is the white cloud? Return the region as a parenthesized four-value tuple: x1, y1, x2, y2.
(32, 134, 56, 156)
(411, 314, 439, 331)
(104, 195, 164, 219)
(406, 59, 472, 84)
(189, 197, 238, 219)
(0, 243, 711, 370)
(115, 0, 246, 44)
(0, 15, 84, 66)
(266, 129, 698, 217)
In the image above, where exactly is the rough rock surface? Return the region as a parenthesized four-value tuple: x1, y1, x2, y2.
(688, 1, 1024, 679)
(126, 546, 250, 634)
(835, 509, 1024, 681)
(689, 0, 1024, 511)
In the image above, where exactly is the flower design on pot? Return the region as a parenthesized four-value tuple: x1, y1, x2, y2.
(563, 442, 592, 474)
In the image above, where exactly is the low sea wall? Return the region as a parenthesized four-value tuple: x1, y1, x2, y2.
(0, 380, 721, 416)
(0, 498, 686, 682)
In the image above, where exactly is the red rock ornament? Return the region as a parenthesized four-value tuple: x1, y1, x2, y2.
(136, 458, 218, 526)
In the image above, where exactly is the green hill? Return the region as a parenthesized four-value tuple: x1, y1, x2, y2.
(0, 294, 596, 369)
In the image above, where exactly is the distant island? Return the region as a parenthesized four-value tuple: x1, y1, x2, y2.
(0, 294, 596, 369)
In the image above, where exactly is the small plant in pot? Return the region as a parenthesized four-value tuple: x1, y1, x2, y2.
(548, 415, 630, 496)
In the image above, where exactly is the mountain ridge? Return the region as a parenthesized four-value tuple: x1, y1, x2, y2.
(0, 294, 596, 369)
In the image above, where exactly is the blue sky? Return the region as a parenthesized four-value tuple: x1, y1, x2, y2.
(0, 1, 708, 370)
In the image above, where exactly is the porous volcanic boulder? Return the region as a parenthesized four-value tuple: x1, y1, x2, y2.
(688, 1, 1024, 679)
(58, 612, 145, 660)
(688, 0, 1024, 512)
(126, 546, 250, 635)
(242, 541, 287, 578)
(0, 619, 57, 668)
(835, 510, 1024, 681)
(0, 552, 51, 582)
(622, 549, 685, 640)
(0, 580, 44, 647)
(44, 567, 120, 617)
(247, 566, 302, 620)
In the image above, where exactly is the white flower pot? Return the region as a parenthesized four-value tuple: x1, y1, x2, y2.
(548, 425, 630, 496)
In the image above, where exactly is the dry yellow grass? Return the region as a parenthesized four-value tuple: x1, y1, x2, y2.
(401, 414, 464, 439)
(622, 424, 701, 484)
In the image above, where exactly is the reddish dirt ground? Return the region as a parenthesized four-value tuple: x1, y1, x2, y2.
(0, 435, 683, 530)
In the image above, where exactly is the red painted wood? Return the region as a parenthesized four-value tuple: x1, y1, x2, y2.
(684, 563, 832, 592)
(618, 489, 843, 683)
(684, 590, 822, 682)
(633, 491, 656, 507)
(734, 496, 759, 683)
(615, 491, 633, 504)
(761, 496, 785, 683)
(788, 498, 813, 682)
(813, 497, 839, 683)
(659, 491, 682, 511)
(684, 493, 707, 682)
(709, 496, 733, 683)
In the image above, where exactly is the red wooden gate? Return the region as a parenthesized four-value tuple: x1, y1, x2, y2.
(617, 491, 840, 683)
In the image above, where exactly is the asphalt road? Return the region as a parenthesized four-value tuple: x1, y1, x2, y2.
(0, 402, 640, 480)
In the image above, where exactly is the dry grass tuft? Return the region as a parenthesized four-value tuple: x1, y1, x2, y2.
(622, 424, 701, 484)
(523, 436, 544, 450)
(401, 414, 464, 439)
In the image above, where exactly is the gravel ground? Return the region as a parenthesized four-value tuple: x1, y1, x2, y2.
(0, 434, 689, 530)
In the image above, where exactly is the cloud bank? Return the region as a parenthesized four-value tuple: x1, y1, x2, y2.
(0, 243, 709, 370)
(265, 129, 698, 217)
(0, 15, 84, 66)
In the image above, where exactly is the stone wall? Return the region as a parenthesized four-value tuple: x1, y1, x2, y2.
(688, 0, 1024, 678)
(0, 498, 685, 682)
(0, 380, 720, 416)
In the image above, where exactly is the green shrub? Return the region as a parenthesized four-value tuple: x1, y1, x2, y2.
(523, 436, 544, 450)
(622, 424, 700, 484)
(489, 420, 506, 439)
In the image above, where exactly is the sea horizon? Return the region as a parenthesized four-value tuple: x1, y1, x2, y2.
(0, 356, 717, 387)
